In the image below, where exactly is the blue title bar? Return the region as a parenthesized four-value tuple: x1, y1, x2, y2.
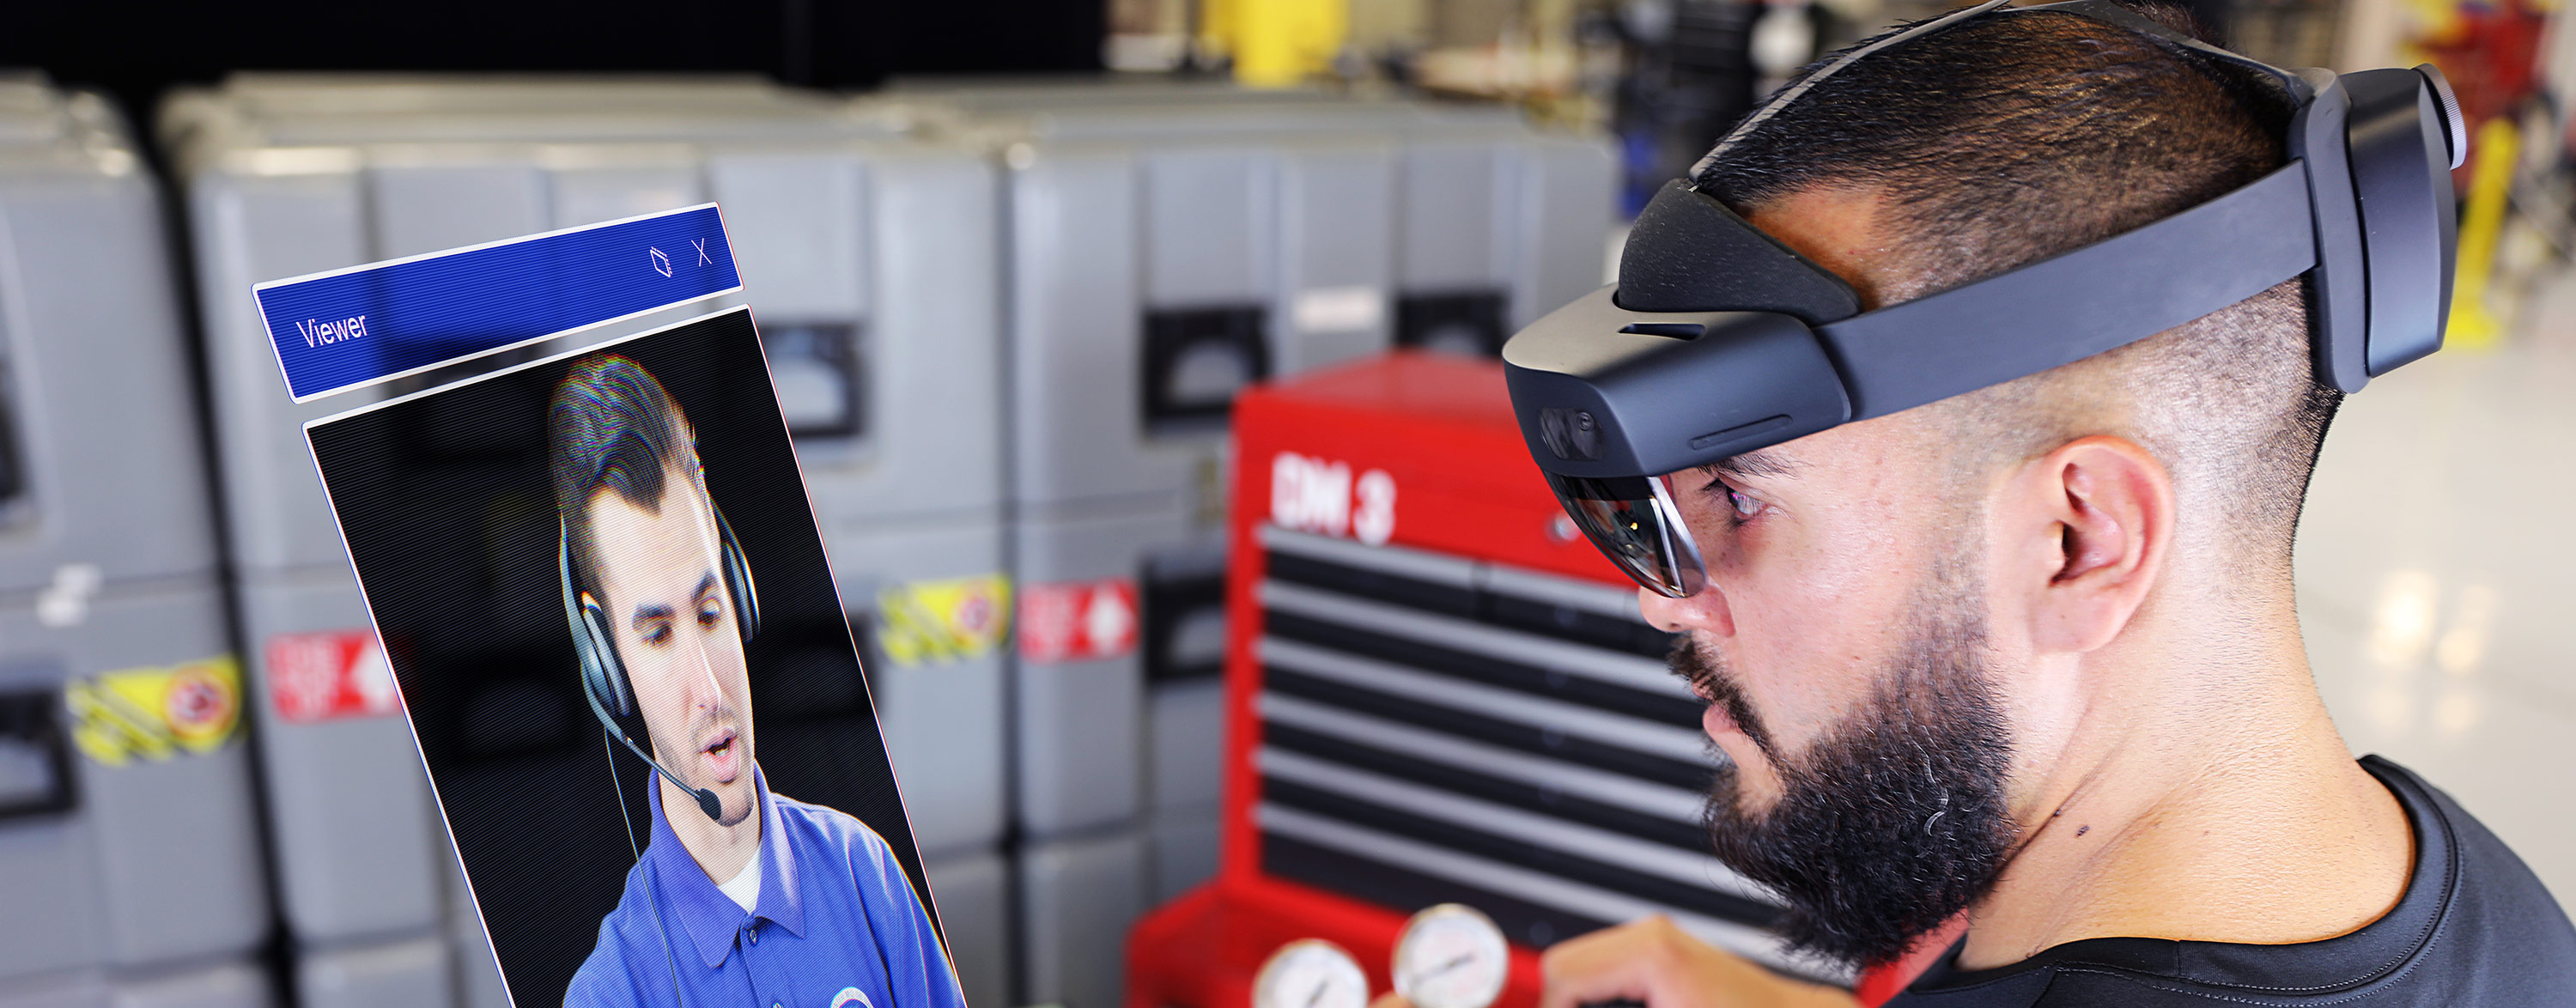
(256, 204, 742, 402)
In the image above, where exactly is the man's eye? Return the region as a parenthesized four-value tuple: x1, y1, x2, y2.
(641, 624, 671, 646)
(699, 600, 723, 628)
(1728, 488, 1762, 519)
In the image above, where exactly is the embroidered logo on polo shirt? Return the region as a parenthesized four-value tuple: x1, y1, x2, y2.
(830, 988, 873, 1008)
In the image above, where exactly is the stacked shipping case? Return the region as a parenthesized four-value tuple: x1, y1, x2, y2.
(866, 85, 1615, 1008)
(144, 73, 1619, 1008)
(161, 76, 1013, 1008)
(0, 80, 272, 1008)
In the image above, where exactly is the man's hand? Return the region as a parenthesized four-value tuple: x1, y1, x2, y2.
(1536, 916, 1855, 1008)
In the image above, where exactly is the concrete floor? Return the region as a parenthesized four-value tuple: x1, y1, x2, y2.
(2296, 274, 2576, 913)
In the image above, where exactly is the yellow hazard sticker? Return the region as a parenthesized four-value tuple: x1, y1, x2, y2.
(876, 575, 1012, 667)
(66, 656, 243, 766)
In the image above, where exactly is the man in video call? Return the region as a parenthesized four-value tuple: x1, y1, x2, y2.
(1361, 5, 2576, 1008)
(552, 355, 963, 1008)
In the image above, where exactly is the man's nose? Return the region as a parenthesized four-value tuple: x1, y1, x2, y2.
(679, 631, 725, 710)
(1638, 581, 1735, 637)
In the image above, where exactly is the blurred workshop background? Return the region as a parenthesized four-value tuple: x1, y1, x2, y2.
(0, 0, 2568, 1005)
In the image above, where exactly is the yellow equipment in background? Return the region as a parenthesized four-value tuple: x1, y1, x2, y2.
(1202, 0, 1350, 87)
(2448, 115, 2518, 348)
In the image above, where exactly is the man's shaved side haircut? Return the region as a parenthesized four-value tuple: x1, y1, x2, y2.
(550, 355, 706, 591)
(1696, 3, 2342, 574)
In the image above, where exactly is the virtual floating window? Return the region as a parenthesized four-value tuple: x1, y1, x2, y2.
(845, 612, 880, 701)
(382, 345, 545, 403)
(751, 614, 877, 725)
(273, 208, 959, 1008)
(309, 312, 957, 1007)
(451, 677, 583, 761)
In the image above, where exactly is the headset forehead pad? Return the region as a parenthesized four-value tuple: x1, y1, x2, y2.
(1618, 181, 1863, 323)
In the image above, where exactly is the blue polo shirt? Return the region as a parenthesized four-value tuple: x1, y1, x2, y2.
(565, 768, 966, 1008)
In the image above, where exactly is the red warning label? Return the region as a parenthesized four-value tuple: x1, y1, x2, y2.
(266, 629, 402, 723)
(1018, 578, 1139, 664)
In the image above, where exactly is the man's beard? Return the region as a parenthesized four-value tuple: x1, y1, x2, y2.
(1671, 573, 2018, 969)
(655, 702, 755, 827)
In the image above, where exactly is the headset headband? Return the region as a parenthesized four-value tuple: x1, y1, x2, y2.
(1500, 0, 2464, 596)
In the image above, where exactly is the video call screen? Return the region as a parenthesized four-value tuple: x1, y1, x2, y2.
(307, 307, 962, 1008)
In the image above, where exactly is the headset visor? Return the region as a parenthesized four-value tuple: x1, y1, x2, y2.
(1544, 472, 1706, 598)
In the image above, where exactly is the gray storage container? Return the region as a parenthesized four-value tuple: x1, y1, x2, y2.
(913, 85, 1611, 1000)
(0, 961, 270, 1008)
(164, 76, 1013, 1006)
(1016, 829, 1145, 1008)
(923, 847, 1012, 1008)
(0, 587, 270, 980)
(0, 83, 270, 1001)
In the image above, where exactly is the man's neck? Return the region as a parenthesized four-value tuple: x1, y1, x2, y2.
(662, 776, 761, 885)
(1958, 594, 2415, 970)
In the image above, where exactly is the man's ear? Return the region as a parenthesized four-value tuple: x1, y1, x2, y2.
(2005, 435, 2174, 655)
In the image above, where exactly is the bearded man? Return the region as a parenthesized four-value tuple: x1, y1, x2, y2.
(1425, 3, 2576, 1005)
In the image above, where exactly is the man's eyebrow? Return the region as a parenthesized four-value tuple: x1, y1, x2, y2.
(693, 572, 720, 603)
(1703, 449, 1804, 480)
(630, 604, 674, 630)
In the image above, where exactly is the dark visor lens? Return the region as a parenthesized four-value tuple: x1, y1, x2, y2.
(1544, 473, 1708, 598)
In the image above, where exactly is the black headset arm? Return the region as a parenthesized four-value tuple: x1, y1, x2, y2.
(1815, 162, 2318, 419)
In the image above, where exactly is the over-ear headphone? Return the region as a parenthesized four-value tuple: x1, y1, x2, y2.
(560, 502, 760, 822)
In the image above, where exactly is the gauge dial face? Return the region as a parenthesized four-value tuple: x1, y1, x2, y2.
(1394, 904, 1510, 1008)
(1255, 938, 1370, 1008)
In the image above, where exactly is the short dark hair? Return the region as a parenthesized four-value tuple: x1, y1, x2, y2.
(1695, 3, 2339, 570)
(550, 355, 703, 589)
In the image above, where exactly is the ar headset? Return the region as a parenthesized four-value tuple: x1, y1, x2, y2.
(1503, 0, 2464, 598)
(560, 507, 761, 822)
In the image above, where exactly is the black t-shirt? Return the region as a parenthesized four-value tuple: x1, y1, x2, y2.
(1889, 756, 2576, 1006)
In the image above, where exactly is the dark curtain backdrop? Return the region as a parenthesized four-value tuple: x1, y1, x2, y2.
(1, 0, 1105, 137)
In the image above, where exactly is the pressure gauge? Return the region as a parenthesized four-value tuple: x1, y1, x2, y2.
(1255, 938, 1370, 1008)
(1393, 904, 1510, 1008)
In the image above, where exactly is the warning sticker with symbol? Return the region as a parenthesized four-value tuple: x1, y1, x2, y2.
(1018, 578, 1140, 664)
(66, 656, 244, 766)
(876, 574, 1012, 667)
(265, 629, 402, 723)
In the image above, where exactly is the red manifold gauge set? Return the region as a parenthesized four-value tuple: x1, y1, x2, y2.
(1255, 904, 1511, 1008)
(1127, 352, 1937, 1008)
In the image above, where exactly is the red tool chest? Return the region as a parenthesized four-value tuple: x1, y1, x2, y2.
(1127, 351, 1938, 1008)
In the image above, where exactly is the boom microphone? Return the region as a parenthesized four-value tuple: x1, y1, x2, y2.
(605, 726, 725, 822)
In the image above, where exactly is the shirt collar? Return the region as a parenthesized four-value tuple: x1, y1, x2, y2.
(1906, 756, 2452, 996)
(646, 764, 807, 970)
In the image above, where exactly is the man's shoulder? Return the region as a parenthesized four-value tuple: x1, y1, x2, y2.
(2364, 759, 2567, 918)
(1896, 761, 2576, 1006)
(769, 790, 896, 865)
(563, 943, 637, 1008)
(564, 854, 671, 1006)
(2364, 758, 2576, 989)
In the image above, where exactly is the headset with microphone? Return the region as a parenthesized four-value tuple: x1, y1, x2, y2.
(560, 504, 762, 823)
